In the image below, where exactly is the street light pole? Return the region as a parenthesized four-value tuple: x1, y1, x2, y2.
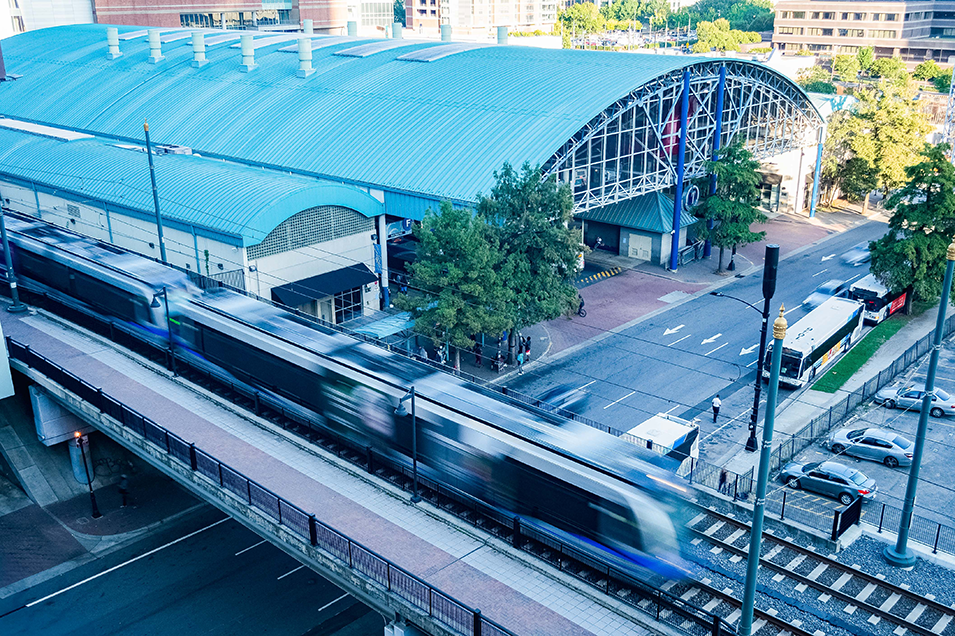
(884, 239, 955, 567)
(748, 245, 780, 452)
(395, 387, 421, 503)
(739, 305, 787, 636)
(0, 207, 26, 313)
(74, 431, 102, 519)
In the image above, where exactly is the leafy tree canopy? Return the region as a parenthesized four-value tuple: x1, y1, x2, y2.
(870, 145, 955, 302)
(691, 18, 760, 52)
(832, 55, 860, 82)
(913, 59, 944, 81)
(869, 56, 906, 81)
(796, 65, 835, 93)
(693, 140, 767, 271)
(560, 2, 605, 34)
(857, 46, 874, 72)
(395, 202, 510, 367)
(935, 71, 953, 94)
(673, 0, 773, 31)
(477, 163, 582, 330)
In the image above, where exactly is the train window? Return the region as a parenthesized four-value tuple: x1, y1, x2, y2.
(70, 270, 144, 324)
(594, 501, 638, 546)
(16, 249, 70, 292)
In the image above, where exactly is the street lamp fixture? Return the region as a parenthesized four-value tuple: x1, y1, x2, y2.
(151, 287, 176, 375)
(74, 431, 102, 519)
(395, 387, 421, 503)
(709, 242, 779, 453)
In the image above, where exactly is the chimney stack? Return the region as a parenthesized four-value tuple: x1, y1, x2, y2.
(191, 31, 207, 67)
(497, 26, 508, 45)
(303, 19, 313, 34)
(106, 27, 123, 60)
(148, 29, 164, 64)
(239, 34, 256, 72)
(297, 38, 314, 77)
(393, 22, 403, 39)
(440, 25, 452, 41)
(347, 21, 357, 36)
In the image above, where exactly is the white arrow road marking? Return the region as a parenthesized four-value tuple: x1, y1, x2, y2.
(668, 334, 690, 347)
(821, 254, 835, 262)
(603, 390, 636, 409)
(705, 342, 728, 356)
(701, 333, 723, 345)
(740, 344, 759, 356)
(664, 324, 685, 336)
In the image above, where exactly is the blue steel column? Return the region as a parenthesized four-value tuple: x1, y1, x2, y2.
(809, 125, 825, 219)
(705, 65, 726, 259)
(669, 70, 691, 272)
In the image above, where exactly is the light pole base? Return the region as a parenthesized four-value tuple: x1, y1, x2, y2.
(7, 303, 27, 313)
(410, 494, 422, 504)
(745, 433, 759, 452)
(882, 545, 916, 568)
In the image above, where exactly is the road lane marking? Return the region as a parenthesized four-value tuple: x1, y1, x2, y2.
(317, 593, 350, 614)
(740, 344, 758, 356)
(664, 325, 685, 336)
(702, 407, 753, 440)
(784, 305, 801, 316)
(747, 359, 759, 368)
(278, 565, 305, 580)
(705, 343, 728, 356)
(603, 391, 635, 409)
(664, 405, 679, 414)
(27, 517, 231, 607)
(235, 540, 266, 556)
(701, 333, 722, 345)
(812, 269, 829, 278)
(668, 334, 690, 347)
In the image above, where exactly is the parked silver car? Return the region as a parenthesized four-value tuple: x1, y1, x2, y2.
(780, 461, 877, 505)
(875, 385, 955, 417)
(841, 242, 871, 267)
(825, 427, 914, 468)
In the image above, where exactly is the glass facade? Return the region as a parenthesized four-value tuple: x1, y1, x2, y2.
(180, 10, 292, 29)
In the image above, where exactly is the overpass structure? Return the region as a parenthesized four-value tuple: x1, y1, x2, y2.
(2, 304, 698, 636)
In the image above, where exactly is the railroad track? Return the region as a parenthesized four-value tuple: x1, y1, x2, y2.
(687, 503, 955, 636)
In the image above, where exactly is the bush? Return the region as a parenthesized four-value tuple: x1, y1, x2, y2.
(802, 80, 836, 94)
(795, 49, 813, 56)
(913, 59, 943, 80)
(750, 47, 772, 54)
(935, 72, 953, 94)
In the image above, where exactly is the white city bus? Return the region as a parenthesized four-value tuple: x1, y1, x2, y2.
(763, 296, 865, 388)
(848, 274, 906, 325)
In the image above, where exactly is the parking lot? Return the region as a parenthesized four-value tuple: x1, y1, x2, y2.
(781, 339, 955, 529)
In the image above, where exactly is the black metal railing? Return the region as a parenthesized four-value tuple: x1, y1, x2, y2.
(864, 502, 955, 557)
(5, 337, 515, 636)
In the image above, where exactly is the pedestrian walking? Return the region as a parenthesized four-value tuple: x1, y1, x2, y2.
(417, 345, 427, 361)
(718, 470, 728, 495)
(712, 394, 721, 423)
(473, 342, 483, 368)
(118, 474, 130, 508)
(517, 349, 525, 374)
(523, 336, 531, 362)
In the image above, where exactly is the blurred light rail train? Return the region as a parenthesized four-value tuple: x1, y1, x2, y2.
(0, 213, 694, 583)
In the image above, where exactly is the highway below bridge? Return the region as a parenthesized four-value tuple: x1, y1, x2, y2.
(505, 220, 889, 463)
(0, 305, 687, 636)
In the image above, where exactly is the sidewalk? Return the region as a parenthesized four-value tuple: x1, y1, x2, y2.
(719, 303, 946, 476)
(0, 465, 201, 597)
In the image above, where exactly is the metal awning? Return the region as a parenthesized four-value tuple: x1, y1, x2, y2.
(271, 263, 376, 307)
(353, 312, 415, 338)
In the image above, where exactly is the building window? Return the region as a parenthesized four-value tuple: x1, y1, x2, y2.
(807, 27, 823, 36)
(334, 287, 363, 323)
(808, 44, 832, 51)
(792, 11, 805, 19)
(838, 29, 864, 37)
(853, 13, 866, 20)
(886, 14, 897, 21)
(841, 13, 849, 20)
(810, 11, 834, 20)
(869, 29, 897, 38)
(777, 26, 803, 35)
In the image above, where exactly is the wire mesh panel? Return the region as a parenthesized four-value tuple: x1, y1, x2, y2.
(220, 464, 249, 502)
(351, 544, 390, 588)
(101, 394, 124, 422)
(431, 590, 473, 636)
(937, 523, 955, 555)
(143, 419, 168, 450)
(313, 523, 350, 562)
(167, 434, 191, 466)
(249, 481, 280, 520)
(194, 449, 221, 483)
(481, 619, 514, 636)
(392, 569, 432, 612)
(279, 501, 310, 540)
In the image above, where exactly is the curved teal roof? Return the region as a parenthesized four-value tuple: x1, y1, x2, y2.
(0, 125, 383, 245)
(0, 24, 727, 205)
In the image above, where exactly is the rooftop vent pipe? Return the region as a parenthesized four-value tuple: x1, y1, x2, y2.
(303, 19, 313, 34)
(440, 25, 451, 41)
(497, 26, 508, 45)
(191, 32, 207, 67)
(106, 27, 123, 60)
(393, 22, 403, 39)
(148, 29, 164, 64)
(0, 42, 6, 80)
(239, 34, 256, 72)
(297, 38, 314, 77)
(347, 21, 357, 36)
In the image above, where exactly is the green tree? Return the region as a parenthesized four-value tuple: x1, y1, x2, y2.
(693, 140, 767, 272)
(832, 55, 860, 82)
(796, 65, 835, 93)
(477, 163, 582, 361)
(395, 202, 510, 369)
(840, 157, 879, 203)
(394, 0, 405, 24)
(870, 145, 955, 304)
(674, 0, 774, 32)
(857, 46, 874, 73)
(935, 72, 952, 94)
(692, 18, 759, 52)
(913, 59, 943, 81)
(560, 2, 606, 34)
(869, 56, 906, 81)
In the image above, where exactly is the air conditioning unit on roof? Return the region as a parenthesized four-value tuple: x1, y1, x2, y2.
(156, 144, 193, 155)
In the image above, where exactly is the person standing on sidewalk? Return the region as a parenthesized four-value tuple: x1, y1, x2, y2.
(473, 342, 482, 368)
(523, 336, 531, 362)
(118, 474, 130, 508)
(712, 394, 721, 423)
(517, 349, 525, 374)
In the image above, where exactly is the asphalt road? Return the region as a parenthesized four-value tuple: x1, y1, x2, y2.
(0, 506, 383, 636)
(508, 219, 889, 462)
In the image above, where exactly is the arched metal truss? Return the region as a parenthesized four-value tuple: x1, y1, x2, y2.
(541, 61, 825, 214)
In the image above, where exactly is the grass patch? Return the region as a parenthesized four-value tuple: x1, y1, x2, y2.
(812, 315, 912, 393)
